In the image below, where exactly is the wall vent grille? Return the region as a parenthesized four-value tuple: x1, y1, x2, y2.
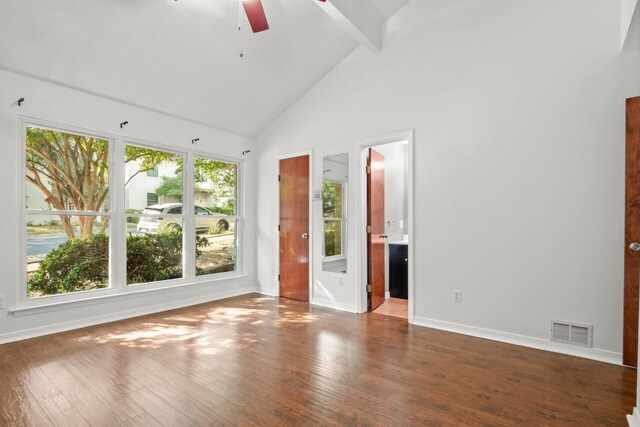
(550, 320, 593, 348)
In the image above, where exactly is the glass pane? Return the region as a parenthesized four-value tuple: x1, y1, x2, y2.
(196, 219, 237, 276)
(323, 182, 343, 218)
(324, 220, 342, 257)
(125, 145, 183, 213)
(25, 126, 109, 212)
(27, 214, 109, 298)
(194, 157, 237, 216)
(127, 218, 183, 285)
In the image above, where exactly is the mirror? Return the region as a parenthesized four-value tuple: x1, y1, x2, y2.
(322, 153, 348, 273)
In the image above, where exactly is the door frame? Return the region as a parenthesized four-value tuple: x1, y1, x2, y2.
(357, 130, 415, 323)
(274, 150, 314, 299)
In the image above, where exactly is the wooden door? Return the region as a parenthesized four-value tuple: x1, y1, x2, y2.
(624, 96, 640, 367)
(368, 148, 386, 311)
(279, 155, 310, 302)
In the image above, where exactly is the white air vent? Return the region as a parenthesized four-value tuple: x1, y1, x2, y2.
(550, 320, 593, 348)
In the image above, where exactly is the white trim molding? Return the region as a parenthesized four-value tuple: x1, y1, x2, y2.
(628, 408, 640, 427)
(257, 287, 278, 297)
(311, 297, 358, 313)
(413, 316, 622, 365)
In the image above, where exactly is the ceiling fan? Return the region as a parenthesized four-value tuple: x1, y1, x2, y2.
(241, 0, 327, 33)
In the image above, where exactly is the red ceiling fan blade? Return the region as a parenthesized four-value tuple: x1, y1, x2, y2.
(242, 0, 269, 33)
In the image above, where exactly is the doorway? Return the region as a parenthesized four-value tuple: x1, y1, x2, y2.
(624, 96, 640, 367)
(278, 154, 311, 302)
(359, 131, 414, 322)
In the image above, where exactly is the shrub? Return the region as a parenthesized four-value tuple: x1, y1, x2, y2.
(207, 206, 234, 216)
(208, 219, 230, 235)
(28, 233, 109, 296)
(125, 208, 141, 224)
(28, 231, 209, 296)
(126, 231, 183, 284)
(324, 228, 336, 256)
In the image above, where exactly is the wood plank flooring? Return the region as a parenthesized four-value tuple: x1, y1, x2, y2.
(0, 294, 635, 426)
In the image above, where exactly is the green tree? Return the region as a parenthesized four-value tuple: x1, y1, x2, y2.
(26, 127, 237, 239)
(195, 158, 237, 211)
(26, 128, 178, 239)
(155, 176, 184, 201)
(26, 128, 109, 238)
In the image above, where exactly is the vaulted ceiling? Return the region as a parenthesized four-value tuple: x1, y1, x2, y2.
(0, 0, 408, 137)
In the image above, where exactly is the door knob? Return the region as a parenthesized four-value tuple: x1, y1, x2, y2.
(630, 242, 640, 252)
(379, 234, 388, 239)
(302, 232, 309, 239)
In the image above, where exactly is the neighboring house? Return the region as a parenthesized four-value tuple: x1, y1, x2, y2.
(125, 160, 222, 211)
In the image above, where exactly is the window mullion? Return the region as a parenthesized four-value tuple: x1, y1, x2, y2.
(113, 137, 126, 291)
(184, 152, 196, 280)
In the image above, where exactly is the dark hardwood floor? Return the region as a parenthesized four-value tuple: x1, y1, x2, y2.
(0, 294, 635, 426)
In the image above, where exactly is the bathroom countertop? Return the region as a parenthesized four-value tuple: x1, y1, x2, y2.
(388, 237, 409, 245)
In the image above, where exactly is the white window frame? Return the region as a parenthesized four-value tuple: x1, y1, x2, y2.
(192, 153, 243, 277)
(122, 141, 187, 288)
(322, 179, 347, 261)
(20, 121, 116, 307)
(17, 118, 245, 310)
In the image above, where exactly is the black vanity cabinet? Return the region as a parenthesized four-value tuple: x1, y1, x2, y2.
(389, 244, 408, 299)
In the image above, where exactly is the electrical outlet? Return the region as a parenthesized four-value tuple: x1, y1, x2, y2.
(338, 275, 344, 287)
(453, 290, 462, 303)
(0, 295, 4, 309)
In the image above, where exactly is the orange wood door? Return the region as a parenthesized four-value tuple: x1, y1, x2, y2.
(624, 96, 640, 367)
(368, 148, 386, 311)
(279, 155, 310, 302)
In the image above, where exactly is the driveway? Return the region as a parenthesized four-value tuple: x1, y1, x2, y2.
(28, 227, 140, 257)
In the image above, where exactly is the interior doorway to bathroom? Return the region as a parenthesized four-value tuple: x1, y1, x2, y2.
(360, 132, 413, 321)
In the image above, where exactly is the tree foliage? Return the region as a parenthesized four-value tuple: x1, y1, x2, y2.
(26, 128, 109, 238)
(195, 158, 236, 210)
(155, 176, 184, 201)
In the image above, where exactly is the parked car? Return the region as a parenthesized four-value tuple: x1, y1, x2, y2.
(137, 203, 229, 234)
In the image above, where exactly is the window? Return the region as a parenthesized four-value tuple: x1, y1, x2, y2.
(146, 192, 159, 206)
(25, 125, 111, 298)
(125, 144, 184, 286)
(193, 157, 239, 276)
(22, 121, 244, 304)
(323, 181, 345, 258)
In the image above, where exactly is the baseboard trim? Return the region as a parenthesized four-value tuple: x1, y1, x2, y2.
(311, 298, 358, 313)
(413, 316, 622, 365)
(628, 408, 640, 427)
(0, 286, 257, 346)
(257, 287, 278, 297)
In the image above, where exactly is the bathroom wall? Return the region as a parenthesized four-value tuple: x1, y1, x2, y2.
(374, 142, 407, 241)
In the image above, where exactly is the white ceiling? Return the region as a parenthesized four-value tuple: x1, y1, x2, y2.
(0, 0, 408, 137)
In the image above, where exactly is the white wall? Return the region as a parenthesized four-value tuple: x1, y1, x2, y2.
(256, 0, 640, 358)
(0, 69, 258, 342)
(622, 0, 639, 47)
(375, 142, 407, 241)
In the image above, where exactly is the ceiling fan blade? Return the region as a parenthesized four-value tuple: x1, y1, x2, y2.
(242, 0, 269, 33)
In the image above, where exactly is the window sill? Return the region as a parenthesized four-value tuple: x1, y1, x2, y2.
(323, 256, 347, 262)
(10, 272, 249, 317)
